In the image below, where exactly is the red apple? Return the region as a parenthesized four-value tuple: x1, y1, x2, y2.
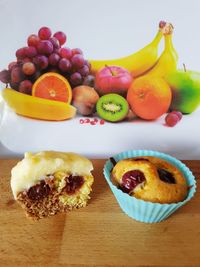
(95, 65, 133, 96)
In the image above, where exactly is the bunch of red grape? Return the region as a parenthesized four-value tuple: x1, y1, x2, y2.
(0, 26, 93, 94)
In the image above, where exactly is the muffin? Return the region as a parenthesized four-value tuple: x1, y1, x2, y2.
(11, 151, 94, 220)
(104, 150, 196, 223)
(111, 156, 188, 204)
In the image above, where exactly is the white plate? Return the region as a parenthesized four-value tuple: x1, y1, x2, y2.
(1, 104, 200, 159)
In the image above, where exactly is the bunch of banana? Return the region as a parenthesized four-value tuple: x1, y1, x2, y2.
(144, 22, 178, 78)
(2, 88, 76, 121)
(90, 22, 164, 77)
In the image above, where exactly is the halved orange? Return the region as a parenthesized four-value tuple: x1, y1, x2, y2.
(32, 72, 72, 103)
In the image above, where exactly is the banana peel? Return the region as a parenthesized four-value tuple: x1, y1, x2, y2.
(2, 88, 76, 121)
(89, 29, 163, 77)
(143, 22, 178, 78)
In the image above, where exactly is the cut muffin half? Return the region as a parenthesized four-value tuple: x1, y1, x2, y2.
(11, 151, 94, 220)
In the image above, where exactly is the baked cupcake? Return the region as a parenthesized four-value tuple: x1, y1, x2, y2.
(104, 150, 196, 223)
(11, 151, 94, 220)
(112, 156, 188, 204)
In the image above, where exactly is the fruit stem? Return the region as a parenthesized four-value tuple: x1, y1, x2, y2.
(159, 20, 167, 29)
(105, 64, 115, 76)
(163, 31, 178, 62)
(164, 34, 173, 49)
(161, 22, 174, 35)
(164, 34, 176, 54)
(183, 63, 187, 72)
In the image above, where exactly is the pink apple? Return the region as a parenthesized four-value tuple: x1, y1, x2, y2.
(95, 65, 133, 96)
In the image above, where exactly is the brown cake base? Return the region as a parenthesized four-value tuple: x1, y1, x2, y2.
(16, 174, 93, 220)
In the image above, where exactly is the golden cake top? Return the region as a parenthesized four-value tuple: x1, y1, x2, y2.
(111, 156, 188, 204)
(11, 151, 93, 199)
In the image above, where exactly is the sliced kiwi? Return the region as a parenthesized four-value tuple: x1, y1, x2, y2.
(96, 93, 129, 122)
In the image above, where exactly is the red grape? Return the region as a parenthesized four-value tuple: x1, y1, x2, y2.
(49, 37, 60, 50)
(10, 82, 19, 90)
(11, 66, 24, 83)
(16, 47, 27, 59)
(170, 111, 183, 121)
(32, 56, 38, 65)
(59, 47, 72, 59)
(165, 113, 180, 127)
(70, 72, 82, 86)
(78, 65, 89, 77)
(30, 70, 41, 82)
(85, 60, 91, 70)
(8, 62, 17, 70)
(37, 40, 53, 55)
(83, 75, 95, 87)
(22, 62, 36, 75)
(38, 27, 51, 40)
(33, 55, 48, 70)
(71, 54, 85, 69)
(54, 48, 60, 54)
(49, 53, 60, 66)
(71, 48, 83, 55)
(26, 46, 37, 58)
(0, 69, 10, 83)
(58, 58, 71, 72)
(53, 31, 66, 45)
(21, 57, 32, 63)
(19, 80, 33, 95)
(27, 34, 40, 47)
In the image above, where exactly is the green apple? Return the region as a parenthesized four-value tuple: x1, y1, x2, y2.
(166, 70, 200, 113)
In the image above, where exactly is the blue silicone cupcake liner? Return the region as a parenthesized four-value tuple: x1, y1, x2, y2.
(103, 150, 196, 223)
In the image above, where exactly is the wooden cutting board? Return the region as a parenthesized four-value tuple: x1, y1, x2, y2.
(0, 159, 199, 267)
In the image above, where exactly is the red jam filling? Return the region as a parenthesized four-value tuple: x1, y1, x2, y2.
(62, 175, 84, 194)
(27, 181, 50, 200)
(120, 170, 146, 193)
(158, 169, 176, 184)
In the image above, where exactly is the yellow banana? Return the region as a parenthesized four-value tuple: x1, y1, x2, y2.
(145, 23, 178, 78)
(89, 24, 163, 77)
(2, 88, 76, 121)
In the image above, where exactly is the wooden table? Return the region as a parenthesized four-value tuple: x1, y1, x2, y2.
(0, 159, 199, 267)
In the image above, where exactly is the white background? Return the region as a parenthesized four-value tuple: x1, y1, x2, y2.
(0, 0, 200, 158)
(0, 0, 200, 70)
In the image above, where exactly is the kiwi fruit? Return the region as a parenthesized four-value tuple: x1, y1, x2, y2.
(96, 93, 129, 122)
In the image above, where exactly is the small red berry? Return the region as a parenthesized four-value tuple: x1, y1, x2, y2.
(165, 113, 179, 127)
(84, 118, 90, 123)
(170, 111, 183, 121)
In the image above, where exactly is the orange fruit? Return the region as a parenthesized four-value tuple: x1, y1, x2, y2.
(32, 72, 72, 103)
(127, 76, 172, 120)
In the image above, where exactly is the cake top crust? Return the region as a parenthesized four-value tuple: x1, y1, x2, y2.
(11, 151, 93, 199)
